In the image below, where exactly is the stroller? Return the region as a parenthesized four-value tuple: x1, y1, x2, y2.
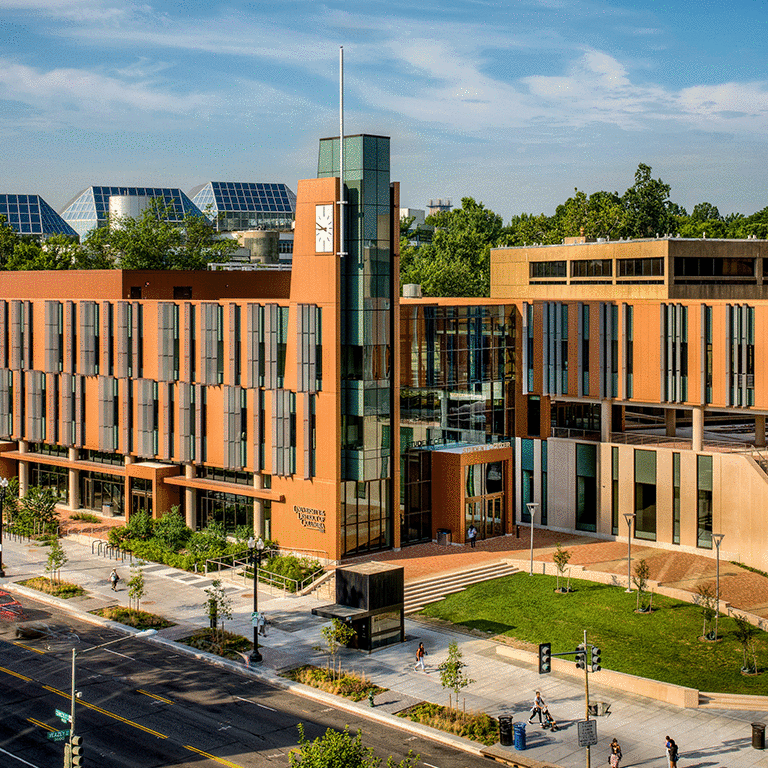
(540, 706, 559, 731)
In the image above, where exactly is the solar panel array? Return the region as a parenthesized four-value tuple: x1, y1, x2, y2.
(0, 194, 78, 238)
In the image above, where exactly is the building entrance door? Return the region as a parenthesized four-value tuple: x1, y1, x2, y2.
(465, 493, 504, 540)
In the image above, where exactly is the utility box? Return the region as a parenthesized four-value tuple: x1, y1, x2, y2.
(313, 562, 404, 652)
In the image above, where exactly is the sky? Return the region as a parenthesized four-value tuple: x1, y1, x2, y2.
(2, 0, 768, 221)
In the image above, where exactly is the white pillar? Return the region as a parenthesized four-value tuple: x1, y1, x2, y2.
(601, 400, 612, 443)
(253, 472, 264, 538)
(756, 415, 766, 448)
(184, 463, 196, 529)
(18, 440, 29, 497)
(68, 447, 79, 511)
(665, 409, 677, 437)
(692, 407, 704, 453)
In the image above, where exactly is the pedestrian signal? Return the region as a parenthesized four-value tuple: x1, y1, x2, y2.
(538, 642, 552, 674)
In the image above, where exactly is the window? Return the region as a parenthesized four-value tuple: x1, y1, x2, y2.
(530, 261, 566, 279)
(571, 259, 612, 278)
(617, 258, 664, 277)
(634, 450, 656, 541)
(672, 452, 680, 544)
(581, 304, 589, 396)
(697, 455, 713, 548)
(575, 443, 597, 532)
(611, 446, 619, 535)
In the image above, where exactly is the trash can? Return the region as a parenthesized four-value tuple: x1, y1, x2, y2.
(752, 722, 765, 750)
(513, 721, 526, 751)
(437, 528, 452, 546)
(498, 715, 513, 746)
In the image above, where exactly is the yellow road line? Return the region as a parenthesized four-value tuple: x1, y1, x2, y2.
(137, 688, 173, 704)
(184, 745, 245, 768)
(0, 666, 32, 682)
(41, 684, 167, 739)
(13, 642, 45, 654)
(26, 717, 55, 732)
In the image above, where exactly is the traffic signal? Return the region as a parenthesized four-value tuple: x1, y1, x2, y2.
(71, 735, 83, 767)
(538, 642, 551, 674)
(591, 646, 601, 672)
(575, 644, 586, 669)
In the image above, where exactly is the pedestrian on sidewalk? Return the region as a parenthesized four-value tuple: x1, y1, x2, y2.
(109, 569, 119, 591)
(527, 690, 545, 724)
(414, 642, 427, 671)
(665, 736, 678, 768)
(609, 737, 622, 767)
(257, 612, 268, 637)
(467, 524, 478, 548)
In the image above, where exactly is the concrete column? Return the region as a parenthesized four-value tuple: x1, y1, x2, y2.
(692, 407, 704, 453)
(68, 447, 79, 511)
(665, 409, 677, 437)
(18, 440, 28, 497)
(601, 400, 612, 443)
(184, 463, 196, 529)
(253, 472, 264, 538)
(756, 415, 766, 448)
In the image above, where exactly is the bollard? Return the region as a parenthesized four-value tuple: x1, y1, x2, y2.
(368, 690, 375, 708)
(752, 722, 765, 750)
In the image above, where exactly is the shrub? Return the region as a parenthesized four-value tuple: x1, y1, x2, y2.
(93, 606, 173, 630)
(70, 512, 100, 523)
(20, 576, 84, 598)
(283, 665, 386, 702)
(180, 628, 251, 660)
(126, 510, 154, 541)
(262, 553, 323, 591)
(153, 507, 191, 550)
(398, 702, 498, 746)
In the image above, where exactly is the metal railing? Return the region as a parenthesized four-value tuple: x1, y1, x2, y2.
(551, 427, 601, 441)
(90, 538, 132, 563)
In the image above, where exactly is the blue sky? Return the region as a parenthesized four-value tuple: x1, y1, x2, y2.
(2, 0, 768, 220)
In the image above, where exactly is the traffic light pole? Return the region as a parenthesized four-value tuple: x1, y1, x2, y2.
(66, 647, 76, 768)
(583, 629, 590, 768)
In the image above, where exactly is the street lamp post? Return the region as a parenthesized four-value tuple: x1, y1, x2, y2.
(623, 512, 636, 593)
(247, 536, 265, 665)
(0, 476, 9, 578)
(526, 502, 539, 576)
(68, 629, 156, 766)
(712, 533, 725, 640)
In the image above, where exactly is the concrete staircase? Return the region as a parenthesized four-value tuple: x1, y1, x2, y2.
(404, 561, 519, 614)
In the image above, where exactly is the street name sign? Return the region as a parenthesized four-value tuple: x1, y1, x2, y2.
(48, 729, 70, 742)
(55, 709, 72, 723)
(577, 720, 598, 747)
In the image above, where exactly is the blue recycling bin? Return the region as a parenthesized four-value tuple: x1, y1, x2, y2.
(513, 721, 526, 750)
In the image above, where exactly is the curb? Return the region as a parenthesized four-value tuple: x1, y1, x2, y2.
(1, 580, 503, 763)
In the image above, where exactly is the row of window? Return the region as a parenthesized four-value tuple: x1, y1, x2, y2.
(530, 258, 665, 280)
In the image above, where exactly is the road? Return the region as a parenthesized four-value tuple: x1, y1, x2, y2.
(0, 594, 486, 768)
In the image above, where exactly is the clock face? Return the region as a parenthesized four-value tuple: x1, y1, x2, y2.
(315, 204, 334, 253)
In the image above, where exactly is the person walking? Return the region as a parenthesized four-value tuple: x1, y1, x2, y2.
(609, 738, 622, 768)
(467, 524, 478, 548)
(528, 690, 545, 724)
(414, 642, 427, 672)
(257, 612, 268, 637)
(665, 736, 678, 768)
(109, 569, 119, 591)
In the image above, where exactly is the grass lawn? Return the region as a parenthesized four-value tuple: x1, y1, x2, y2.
(420, 573, 767, 694)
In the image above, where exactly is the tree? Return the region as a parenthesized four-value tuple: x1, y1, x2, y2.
(127, 564, 146, 611)
(437, 640, 475, 711)
(289, 724, 418, 768)
(552, 543, 572, 592)
(694, 583, 717, 639)
(401, 198, 504, 296)
(45, 536, 68, 584)
(16, 486, 60, 537)
(732, 613, 759, 673)
(321, 618, 355, 678)
(126, 509, 154, 541)
(204, 578, 232, 644)
(632, 559, 652, 612)
(93, 197, 238, 270)
(621, 163, 673, 238)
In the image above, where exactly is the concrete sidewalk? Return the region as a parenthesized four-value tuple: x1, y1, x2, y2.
(3, 534, 767, 768)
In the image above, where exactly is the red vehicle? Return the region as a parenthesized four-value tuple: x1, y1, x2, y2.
(0, 590, 24, 620)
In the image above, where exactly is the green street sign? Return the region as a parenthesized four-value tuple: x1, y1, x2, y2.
(47, 729, 70, 742)
(55, 709, 72, 723)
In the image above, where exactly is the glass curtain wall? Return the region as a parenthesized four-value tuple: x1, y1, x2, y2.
(634, 449, 657, 540)
(575, 443, 597, 531)
(319, 135, 395, 556)
(697, 454, 713, 548)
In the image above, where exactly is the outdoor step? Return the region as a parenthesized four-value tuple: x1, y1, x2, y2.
(699, 692, 768, 710)
(403, 563, 518, 613)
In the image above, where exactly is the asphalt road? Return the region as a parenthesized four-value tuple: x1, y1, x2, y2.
(0, 594, 488, 768)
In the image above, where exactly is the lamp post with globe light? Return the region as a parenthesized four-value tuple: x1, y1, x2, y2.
(712, 533, 725, 640)
(624, 512, 636, 592)
(526, 502, 539, 575)
(0, 476, 9, 578)
(247, 536, 265, 664)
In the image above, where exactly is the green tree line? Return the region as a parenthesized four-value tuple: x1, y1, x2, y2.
(401, 163, 768, 296)
(0, 198, 238, 271)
